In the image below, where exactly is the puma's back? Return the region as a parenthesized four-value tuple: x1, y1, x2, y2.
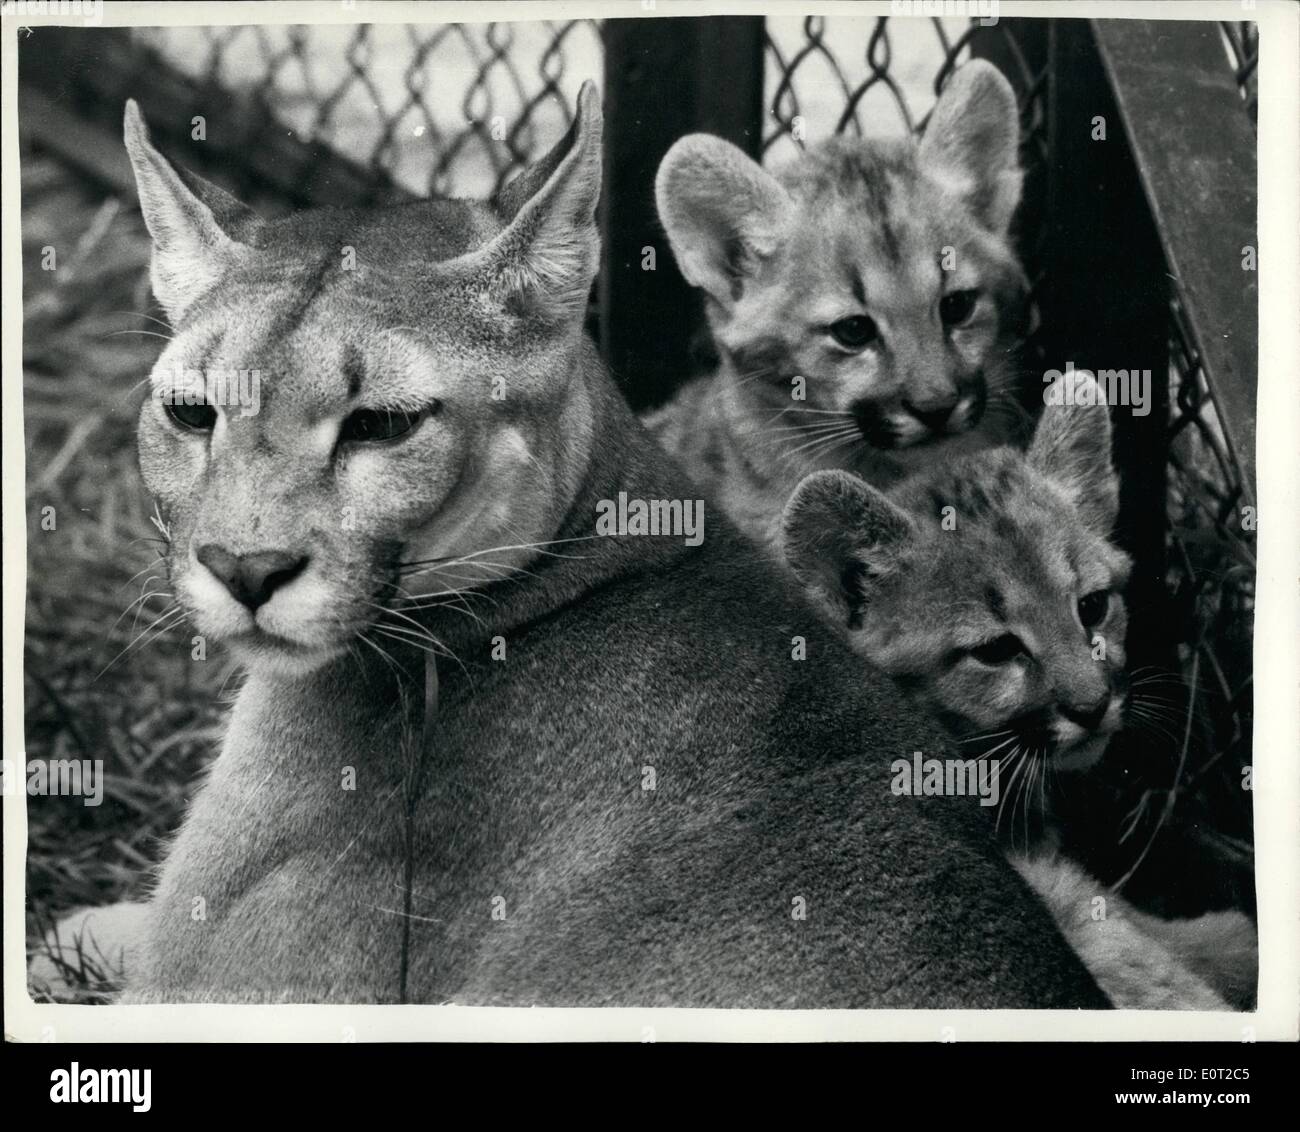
(109, 87, 1106, 1007)
(127, 466, 1107, 1007)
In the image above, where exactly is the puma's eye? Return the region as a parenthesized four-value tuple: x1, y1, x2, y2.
(339, 405, 434, 444)
(940, 289, 979, 327)
(1077, 590, 1110, 628)
(829, 315, 880, 350)
(969, 633, 1026, 665)
(164, 399, 217, 433)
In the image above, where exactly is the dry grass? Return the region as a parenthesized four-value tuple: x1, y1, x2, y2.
(22, 140, 238, 999)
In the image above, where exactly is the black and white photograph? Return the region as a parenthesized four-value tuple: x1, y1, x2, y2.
(4, 0, 1296, 1070)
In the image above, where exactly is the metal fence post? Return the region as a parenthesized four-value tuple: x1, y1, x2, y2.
(600, 16, 765, 411)
(969, 18, 1051, 289)
(1040, 21, 1172, 678)
(978, 19, 1171, 677)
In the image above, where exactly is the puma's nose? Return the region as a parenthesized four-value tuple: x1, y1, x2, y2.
(196, 545, 308, 611)
(902, 399, 959, 433)
(1059, 697, 1109, 732)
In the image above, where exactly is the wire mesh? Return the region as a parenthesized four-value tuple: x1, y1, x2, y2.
(1220, 20, 1259, 125)
(763, 15, 969, 153)
(1157, 25, 1257, 874)
(763, 16, 1052, 373)
(132, 21, 603, 199)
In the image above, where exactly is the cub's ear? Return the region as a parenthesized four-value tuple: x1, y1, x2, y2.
(123, 99, 259, 322)
(475, 80, 602, 321)
(781, 470, 916, 631)
(1031, 370, 1119, 534)
(655, 134, 792, 307)
(918, 59, 1022, 234)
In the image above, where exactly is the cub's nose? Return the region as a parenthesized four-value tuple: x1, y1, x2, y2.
(196, 545, 308, 611)
(902, 399, 959, 433)
(1059, 697, 1109, 732)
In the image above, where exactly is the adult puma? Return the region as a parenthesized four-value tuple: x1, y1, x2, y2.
(42, 86, 1108, 1007)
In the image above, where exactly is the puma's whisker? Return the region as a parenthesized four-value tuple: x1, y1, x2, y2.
(109, 309, 175, 333)
(109, 581, 171, 637)
(93, 603, 186, 682)
(355, 631, 410, 684)
(106, 328, 176, 344)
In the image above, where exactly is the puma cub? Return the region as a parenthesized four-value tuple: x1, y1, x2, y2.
(648, 60, 1031, 551)
(782, 372, 1257, 1009)
(33, 86, 1110, 1008)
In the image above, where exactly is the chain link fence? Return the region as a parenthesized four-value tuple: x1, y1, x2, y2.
(133, 21, 601, 199)
(1160, 24, 1258, 883)
(1221, 19, 1259, 123)
(763, 15, 968, 153)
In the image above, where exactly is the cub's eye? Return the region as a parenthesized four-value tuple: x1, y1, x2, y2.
(339, 405, 435, 445)
(940, 289, 979, 327)
(969, 633, 1026, 665)
(829, 315, 880, 350)
(164, 399, 217, 433)
(1077, 590, 1110, 628)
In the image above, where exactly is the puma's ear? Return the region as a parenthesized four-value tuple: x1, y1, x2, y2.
(655, 133, 793, 307)
(1031, 370, 1119, 534)
(781, 470, 916, 631)
(918, 59, 1022, 234)
(123, 99, 258, 322)
(475, 80, 602, 321)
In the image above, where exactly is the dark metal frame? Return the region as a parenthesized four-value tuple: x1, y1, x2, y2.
(600, 17, 765, 409)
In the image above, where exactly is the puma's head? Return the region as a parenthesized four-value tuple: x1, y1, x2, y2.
(657, 60, 1028, 463)
(782, 372, 1131, 772)
(125, 84, 603, 676)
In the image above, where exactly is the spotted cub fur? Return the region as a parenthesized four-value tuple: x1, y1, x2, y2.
(649, 60, 1031, 552)
(782, 372, 1257, 1009)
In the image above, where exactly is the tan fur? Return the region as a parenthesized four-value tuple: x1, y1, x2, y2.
(1011, 855, 1256, 1010)
(649, 60, 1031, 553)
(28, 87, 1121, 1008)
(123, 93, 601, 677)
(783, 371, 1131, 757)
(783, 373, 1257, 1008)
